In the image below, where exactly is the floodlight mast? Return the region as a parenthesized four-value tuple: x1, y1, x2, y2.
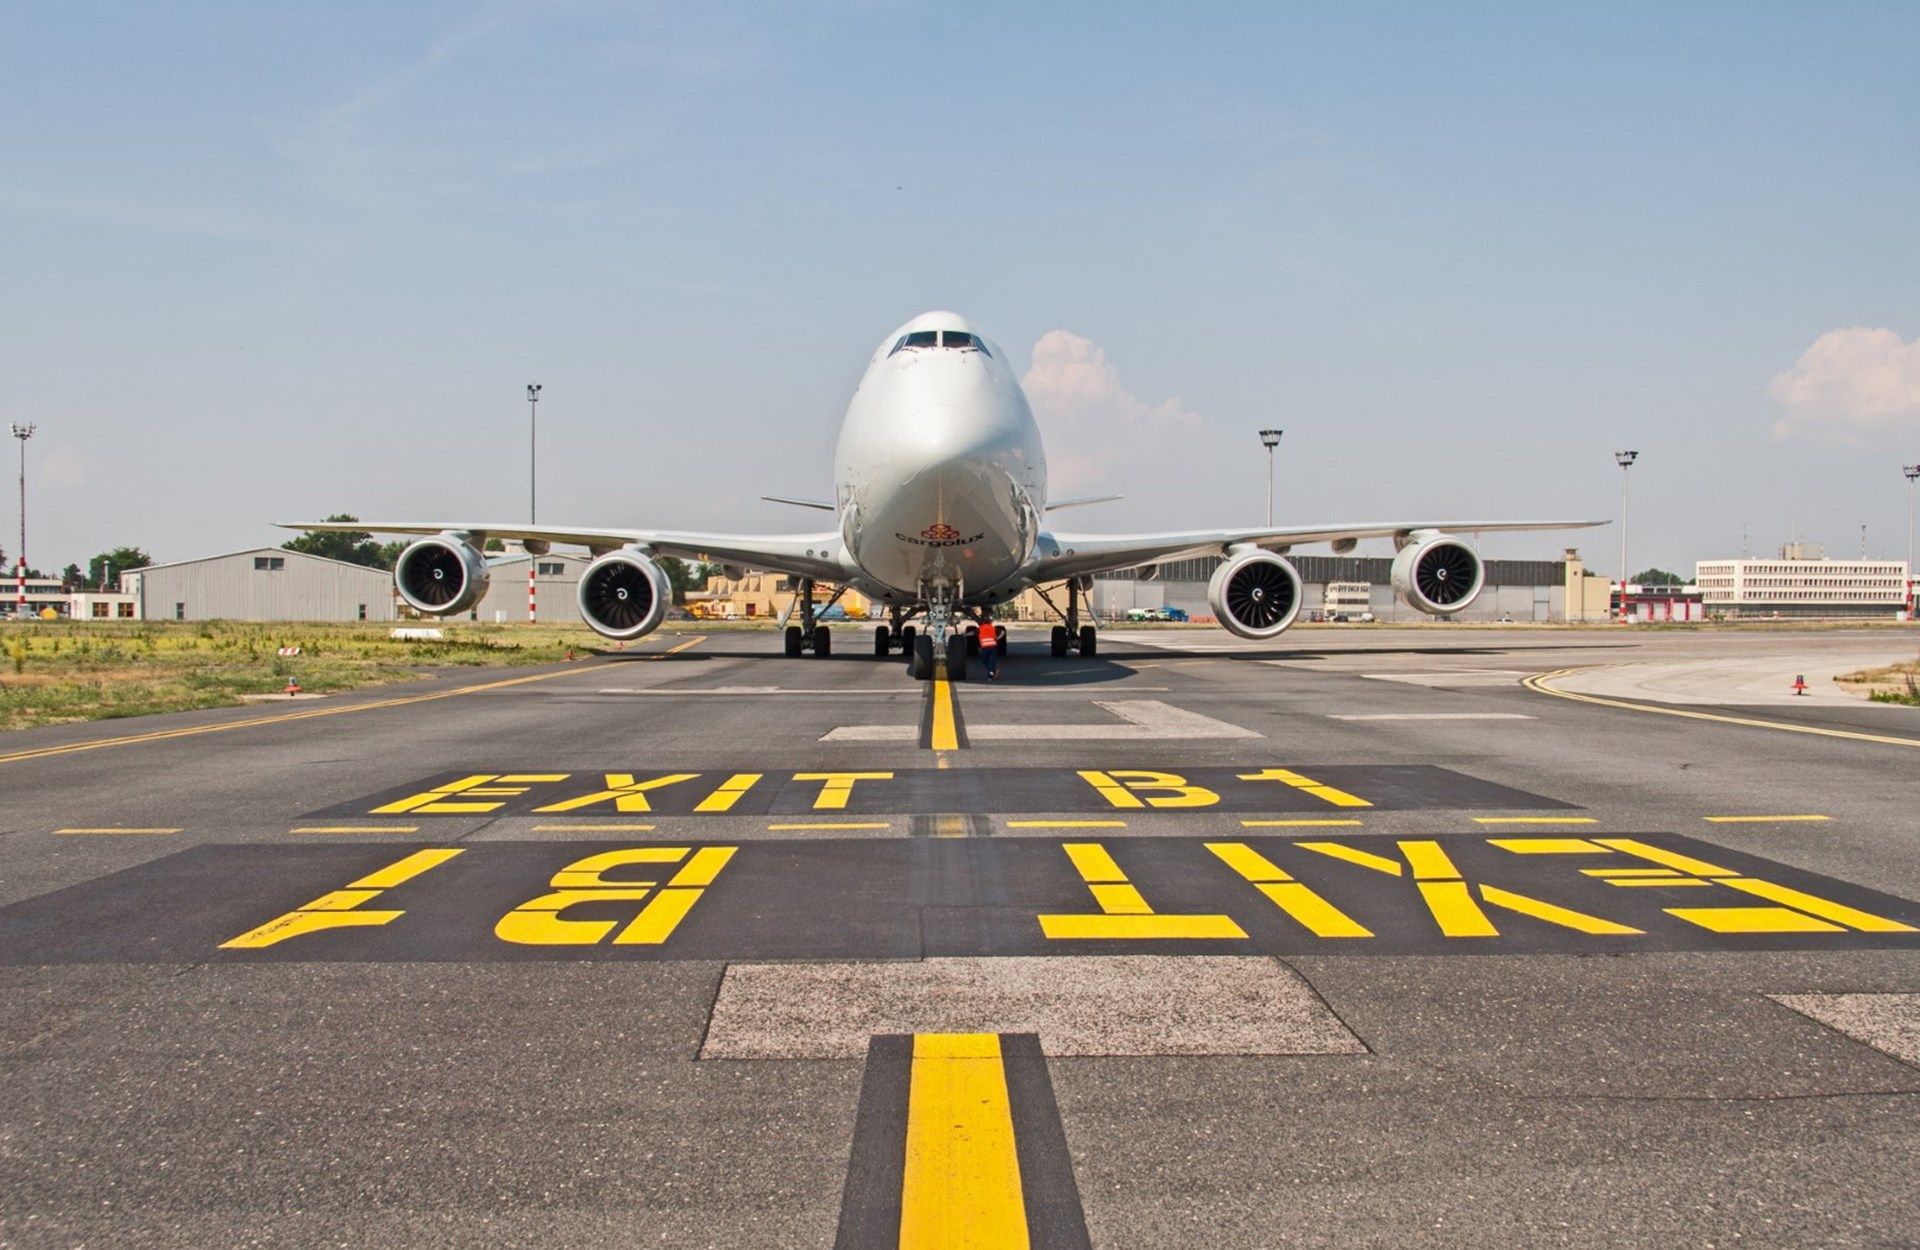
(1259, 429, 1283, 527)
(1905, 463, 1920, 617)
(1614, 450, 1638, 620)
(10, 424, 32, 617)
(527, 384, 542, 525)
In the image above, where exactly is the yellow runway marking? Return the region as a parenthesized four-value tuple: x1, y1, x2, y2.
(1472, 816, 1599, 825)
(56, 827, 181, 835)
(1704, 815, 1832, 824)
(901, 1033, 1029, 1249)
(1006, 819, 1128, 829)
(766, 821, 892, 831)
(1525, 667, 1920, 749)
(290, 825, 422, 834)
(1241, 819, 1365, 828)
(0, 660, 621, 767)
(1237, 768, 1372, 808)
(649, 635, 707, 658)
(532, 823, 658, 832)
(929, 669, 960, 751)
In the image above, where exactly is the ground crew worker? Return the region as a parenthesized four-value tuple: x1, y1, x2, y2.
(978, 615, 1001, 680)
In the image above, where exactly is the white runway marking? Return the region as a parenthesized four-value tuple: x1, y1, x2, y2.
(1328, 713, 1535, 721)
(820, 699, 1261, 742)
(598, 687, 910, 696)
(1358, 670, 1530, 687)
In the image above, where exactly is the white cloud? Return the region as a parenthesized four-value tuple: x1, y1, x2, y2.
(1768, 327, 1920, 440)
(1021, 330, 1203, 492)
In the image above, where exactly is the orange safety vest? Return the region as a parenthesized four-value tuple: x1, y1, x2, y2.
(977, 622, 998, 647)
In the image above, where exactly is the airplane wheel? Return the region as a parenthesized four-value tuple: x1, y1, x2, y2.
(812, 625, 831, 657)
(784, 625, 803, 657)
(911, 634, 934, 680)
(996, 632, 1008, 657)
(1079, 625, 1098, 657)
(873, 626, 890, 656)
(900, 625, 917, 664)
(1050, 625, 1068, 657)
(946, 633, 969, 681)
(966, 627, 980, 656)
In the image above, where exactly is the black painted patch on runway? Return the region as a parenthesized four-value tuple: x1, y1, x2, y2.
(308, 764, 1569, 818)
(4, 835, 1918, 963)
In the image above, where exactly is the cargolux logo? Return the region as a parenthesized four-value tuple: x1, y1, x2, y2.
(921, 523, 962, 542)
(895, 521, 985, 549)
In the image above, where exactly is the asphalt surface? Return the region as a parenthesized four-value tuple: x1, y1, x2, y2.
(3, 623, 1920, 1248)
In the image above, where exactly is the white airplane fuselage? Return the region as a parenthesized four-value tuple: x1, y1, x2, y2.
(832, 312, 1046, 605)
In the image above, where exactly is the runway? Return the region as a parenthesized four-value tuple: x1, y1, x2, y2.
(4, 624, 1919, 1247)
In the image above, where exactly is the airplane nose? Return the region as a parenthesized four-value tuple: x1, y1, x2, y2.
(893, 404, 1011, 475)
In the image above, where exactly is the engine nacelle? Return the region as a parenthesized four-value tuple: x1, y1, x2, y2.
(393, 535, 490, 616)
(1391, 531, 1484, 615)
(577, 548, 671, 641)
(1208, 549, 1304, 639)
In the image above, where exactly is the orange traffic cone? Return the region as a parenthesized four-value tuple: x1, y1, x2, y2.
(1792, 674, 1807, 696)
(285, 677, 302, 697)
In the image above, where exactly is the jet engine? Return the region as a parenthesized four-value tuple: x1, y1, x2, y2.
(577, 548, 671, 640)
(393, 535, 490, 616)
(1208, 549, 1304, 639)
(1391, 531, 1484, 615)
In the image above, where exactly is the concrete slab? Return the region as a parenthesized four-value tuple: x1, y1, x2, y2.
(700, 955, 1366, 1058)
(1772, 992, 1920, 1069)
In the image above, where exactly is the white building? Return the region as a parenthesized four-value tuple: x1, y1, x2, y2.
(1694, 553, 1911, 619)
(125, 548, 398, 622)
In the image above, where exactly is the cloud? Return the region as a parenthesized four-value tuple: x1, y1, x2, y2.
(1768, 327, 1920, 440)
(1021, 330, 1203, 492)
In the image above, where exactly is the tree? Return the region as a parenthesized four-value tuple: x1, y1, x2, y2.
(59, 563, 83, 591)
(88, 547, 153, 589)
(656, 556, 694, 605)
(1632, 567, 1684, 587)
(281, 514, 390, 569)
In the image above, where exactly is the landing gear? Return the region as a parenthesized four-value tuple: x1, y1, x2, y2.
(910, 633, 935, 680)
(785, 625, 804, 657)
(1050, 625, 1068, 657)
(946, 633, 969, 680)
(1079, 625, 1097, 657)
(812, 626, 831, 657)
(873, 625, 890, 656)
(965, 626, 980, 656)
(900, 625, 917, 663)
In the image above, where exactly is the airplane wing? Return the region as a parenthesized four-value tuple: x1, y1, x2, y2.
(276, 521, 848, 582)
(1032, 519, 1606, 583)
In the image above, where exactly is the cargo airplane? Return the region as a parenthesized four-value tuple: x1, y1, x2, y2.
(284, 311, 1601, 680)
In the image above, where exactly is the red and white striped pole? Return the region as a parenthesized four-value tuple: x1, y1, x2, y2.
(528, 563, 537, 624)
(10, 423, 31, 618)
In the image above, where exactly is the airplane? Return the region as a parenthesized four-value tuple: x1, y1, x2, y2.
(283, 310, 1602, 681)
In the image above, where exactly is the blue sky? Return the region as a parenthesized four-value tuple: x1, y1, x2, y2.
(5, 2, 1918, 577)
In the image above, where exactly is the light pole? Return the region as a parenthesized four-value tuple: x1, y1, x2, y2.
(1259, 429, 1283, 527)
(1614, 450, 1638, 621)
(1904, 463, 1920, 618)
(527, 384, 542, 524)
(10, 424, 32, 618)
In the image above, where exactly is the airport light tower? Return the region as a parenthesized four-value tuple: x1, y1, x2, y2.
(10, 423, 33, 618)
(1905, 462, 1920, 618)
(1259, 428, 1283, 527)
(527, 384, 542, 524)
(1614, 449, 1638, 621)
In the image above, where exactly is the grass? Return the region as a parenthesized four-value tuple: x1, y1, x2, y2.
(1836, 655, 1920, 707)
(0, 620, 631, 730)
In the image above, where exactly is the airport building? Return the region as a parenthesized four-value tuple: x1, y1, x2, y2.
(123, 548, 400, 622)
(1694, 548, 1911, 619)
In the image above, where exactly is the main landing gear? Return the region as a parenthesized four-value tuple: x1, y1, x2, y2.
(1044, 579, 1098, 658)
(783, 579, 835, 658)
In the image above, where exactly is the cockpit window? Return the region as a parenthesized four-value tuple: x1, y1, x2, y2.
(889, 328, 990, 357)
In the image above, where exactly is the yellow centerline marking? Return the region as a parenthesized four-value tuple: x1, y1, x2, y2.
(1704, 814, 1833, 824)
(929, 667, 960, 751)
(290, 825, 422, 834)
(532, 823, 659, 832)
(1241, 819, 1365, 828)
(1525, 667, 1920, 749)
(1472, 816, 1599, 825)
(0, 658, 633, 767)
(56, 827, 182, 835)
(765, 821, 892, 831)
(901, 1033, 1029, 1248)
(649, 635, 707, 658)
(1007, 819, 1128, 829)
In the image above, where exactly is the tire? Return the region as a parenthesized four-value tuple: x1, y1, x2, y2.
(966, 627, 980, 656)
(900, 625, 917, 664)
(873, 626, 890, 656)
(812, 625, 831, 657)
(911, 634, 934, 680)
(996, 632, 1008, 657)
(784, 625, 803, 657)
(1050, 625, 1068, 657)
(1079, 625, 1098, 657)
(946, 633, 969, 681)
